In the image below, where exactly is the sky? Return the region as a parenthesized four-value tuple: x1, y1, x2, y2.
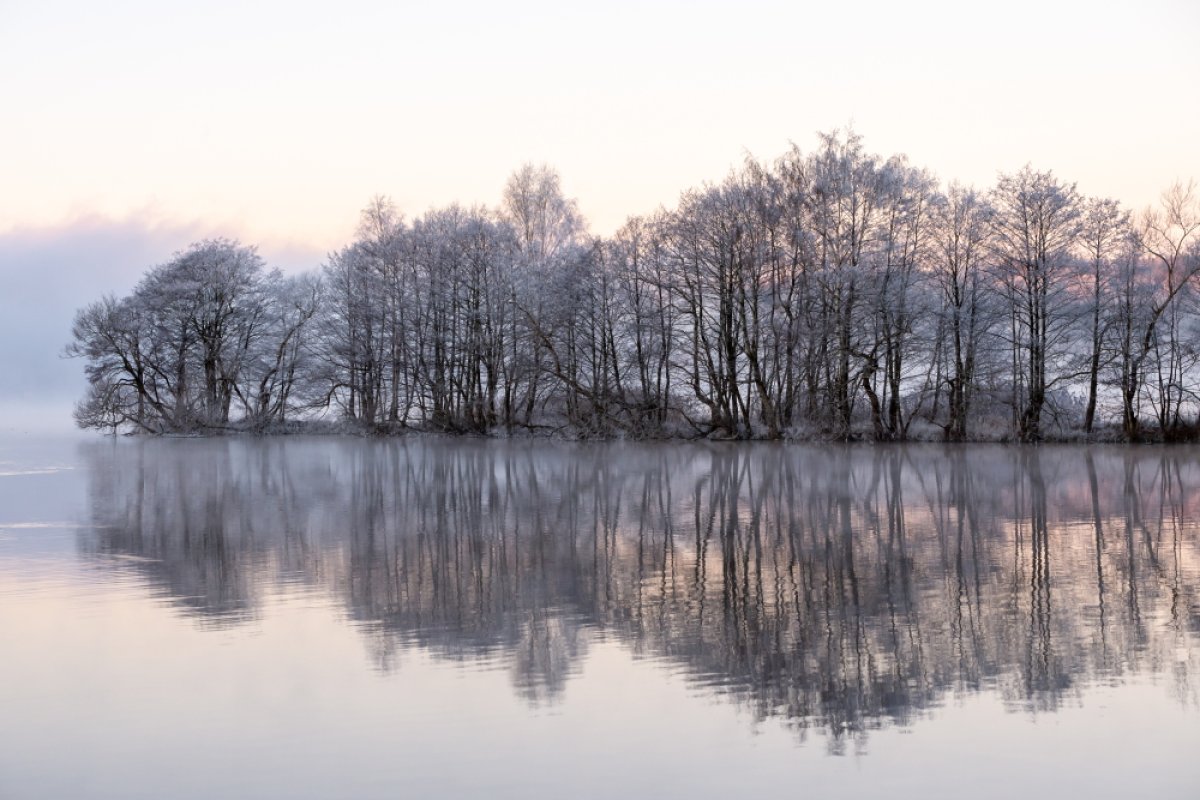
(1, 0, 1198, 424)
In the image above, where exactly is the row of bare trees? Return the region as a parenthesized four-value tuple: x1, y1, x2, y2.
(70, 131, 1200, 440)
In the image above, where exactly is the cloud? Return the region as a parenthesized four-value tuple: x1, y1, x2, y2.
(0, 216, 325, 430)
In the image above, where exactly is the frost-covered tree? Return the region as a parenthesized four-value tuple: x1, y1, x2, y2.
(989, 168, 1082, 441)
(68, 294, 156, 431)
(69, 239, 316, 432)
(501, 164, 589, 428)
(931, 184, 996, 440)
(1109, 182, 1200, 440)
(1077, 197, 1131, 434)
(1139, 182, 1200, 438)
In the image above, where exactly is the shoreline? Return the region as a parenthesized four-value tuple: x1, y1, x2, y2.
(79, 421, 1199, 446)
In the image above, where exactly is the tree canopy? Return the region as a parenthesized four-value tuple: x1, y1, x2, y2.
(68, 137, 1200, 441)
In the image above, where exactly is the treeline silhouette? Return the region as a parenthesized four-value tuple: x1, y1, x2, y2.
(68, 132, 1200, 441)
(79, 439, 1200, 744)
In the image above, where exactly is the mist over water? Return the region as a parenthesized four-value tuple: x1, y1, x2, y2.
(2, 437, 1198, 798)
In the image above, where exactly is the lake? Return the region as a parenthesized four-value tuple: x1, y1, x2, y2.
(1, 436, 1197, 798)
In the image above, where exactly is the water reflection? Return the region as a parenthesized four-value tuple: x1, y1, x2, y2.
(80, 439, 1200, 743)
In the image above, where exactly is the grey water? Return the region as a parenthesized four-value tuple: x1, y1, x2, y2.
(1, 435, 1197, 799)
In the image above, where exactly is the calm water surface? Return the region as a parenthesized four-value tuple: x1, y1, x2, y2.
(1, 436, 1197, 799)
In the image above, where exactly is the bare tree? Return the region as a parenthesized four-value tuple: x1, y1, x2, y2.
(989, 167, 1082, 441)
(1078, 197, 1130, 434)
(932, 184, 994, 440)
(1140, 182, 1200, 438)
(70, 239, 314, 432)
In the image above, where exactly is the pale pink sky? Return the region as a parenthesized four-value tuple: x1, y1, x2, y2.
(2, 0, 1198, 254)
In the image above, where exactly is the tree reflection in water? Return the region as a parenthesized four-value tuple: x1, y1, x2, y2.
(80, 439, 1200, 745)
